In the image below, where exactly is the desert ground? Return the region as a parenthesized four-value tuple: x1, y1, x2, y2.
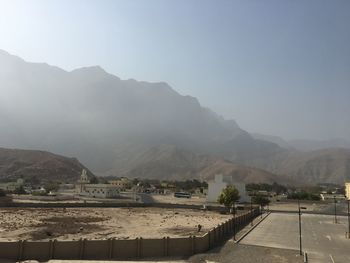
(150, 194, 207, 205)
(0, 207, 231, 241)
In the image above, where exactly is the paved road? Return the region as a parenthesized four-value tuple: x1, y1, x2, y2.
(240, 213, 350, 263)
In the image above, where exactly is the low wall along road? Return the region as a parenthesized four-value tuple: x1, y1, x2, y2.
(0, 209, 259, 261)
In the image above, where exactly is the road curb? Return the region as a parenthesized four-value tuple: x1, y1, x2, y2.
(235, 212, 271, 243)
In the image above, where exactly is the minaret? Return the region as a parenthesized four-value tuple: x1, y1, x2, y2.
(78, 169, 90, 193)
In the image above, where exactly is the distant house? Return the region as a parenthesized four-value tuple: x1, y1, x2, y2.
(76, 169, 119, 198)
(206, 174, 249, 203)
(109, 177, 132, 190)
(320, 193, 345, 201)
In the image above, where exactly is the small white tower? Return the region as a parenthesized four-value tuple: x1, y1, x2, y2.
(77, 169, 90, 193)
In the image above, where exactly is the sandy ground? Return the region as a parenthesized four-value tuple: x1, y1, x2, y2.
(0, 207, 231, 241)
(151, 194, 207, 205)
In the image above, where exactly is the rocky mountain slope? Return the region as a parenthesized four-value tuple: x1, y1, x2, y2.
(275, 148, 350, 184)
(104, 144, 287, 184)
(0, 147, 93, 183)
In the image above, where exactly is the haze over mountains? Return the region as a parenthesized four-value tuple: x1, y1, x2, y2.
(0, 49, 349, 185)
(252, 133, 350, 152)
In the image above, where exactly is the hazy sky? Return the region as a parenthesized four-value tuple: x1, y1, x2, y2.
(0, 0, 349, 140)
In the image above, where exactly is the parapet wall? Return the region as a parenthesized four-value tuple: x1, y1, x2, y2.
(0, 209, 259, 261)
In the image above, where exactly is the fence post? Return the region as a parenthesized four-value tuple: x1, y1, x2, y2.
(191, 236, 195, 255)
(214, 226, 218, 243)
(79, 238, 85, 259)
(139, 237, 143, 258)
(163, 237, 170, 256)
(18, 240, 24, 261)
(163, 237, 167, 256)
(208, 230, 211, 249)
(49, 239, 55, 259)
(166, 237, 170, 256)
(136, 238, 140, 258)
(108, 238, 114, 259)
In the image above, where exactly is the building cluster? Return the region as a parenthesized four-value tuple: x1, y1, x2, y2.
(76, 170, 120, 198)
(0, 178, 25, 192)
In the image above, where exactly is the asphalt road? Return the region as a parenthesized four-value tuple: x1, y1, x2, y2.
(240, 212, 350, 263)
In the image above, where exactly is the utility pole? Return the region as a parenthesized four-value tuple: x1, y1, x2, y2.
(298, 201, 307, 256)
(298, 199, 302, 256)
(334, 196, 338, 224)
(250, 199, 253, 226)
(233, 204, 236, 240)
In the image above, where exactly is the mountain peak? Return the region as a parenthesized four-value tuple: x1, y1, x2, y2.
(70, 65, 106, 74)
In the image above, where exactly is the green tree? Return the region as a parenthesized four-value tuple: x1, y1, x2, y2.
(218, 185, 240, 212)
(13, 185, 26, 195)
(252, 194, 270, 207)
(44, 182, 60, 193)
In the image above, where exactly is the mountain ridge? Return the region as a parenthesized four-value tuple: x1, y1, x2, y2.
(1, 49, 350, 185)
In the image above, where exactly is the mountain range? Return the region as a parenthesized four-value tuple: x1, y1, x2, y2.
(0, 49, 349, 185)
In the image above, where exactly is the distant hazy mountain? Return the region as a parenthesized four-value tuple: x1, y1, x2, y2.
(1, 49, 349, 184)
(288, 138, 350, 151)
(0, 49, 280, 171)
(276, 148, 350, 184)
(252, 132, 350, 152)
(104, 144, 288, 184)
(0, 147, 93, 183)
(251, 133, 292, 149)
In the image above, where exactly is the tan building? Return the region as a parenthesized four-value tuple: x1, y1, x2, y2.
(345, 182, 350, 200)
(109, 177, 132, 190)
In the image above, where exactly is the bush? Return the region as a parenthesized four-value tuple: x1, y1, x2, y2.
(252, 194, 270, 207)
(287, 191, 320, 201)
(13, 185, 26, 195)
(0, 189, 6, 197)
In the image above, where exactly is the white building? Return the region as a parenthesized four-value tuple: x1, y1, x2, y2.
(206, 174, 249, 203)
(76, 169, 119, 198)
(346, 182, 350, 200)
(79, 184, 119, 198)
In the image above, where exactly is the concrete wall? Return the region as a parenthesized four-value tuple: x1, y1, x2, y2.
(0, 209, 259, 261)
